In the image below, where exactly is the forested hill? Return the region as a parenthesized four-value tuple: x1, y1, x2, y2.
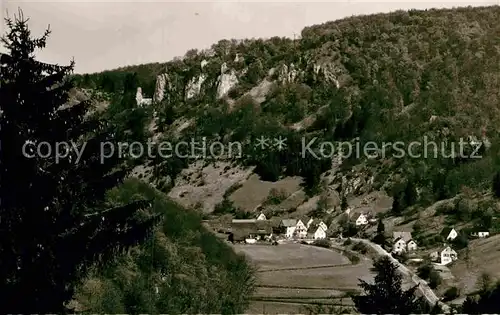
(74, 5, 500, 207)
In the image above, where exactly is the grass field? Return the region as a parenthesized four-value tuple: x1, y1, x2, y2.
(235, 243, 372, 313)
(450, 233, 500, 294)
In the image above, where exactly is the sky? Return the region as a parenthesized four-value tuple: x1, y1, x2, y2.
(1, 0, 499, 74)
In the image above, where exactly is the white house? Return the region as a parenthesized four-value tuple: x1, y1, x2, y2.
(441, 228, 458, 241)
(294, 219, 308, 238)
(471, 231, 490, 238)
(478, 231, 490, 238)
(392, 232, 417, 254)
(393, 238, 407, 254)
(256, 212, 267, 220)
(439, 246, 458, 265)
(407, 240, 418, 251)
(318, 221, 328, 231)
(313, 226, 327, 239)
(353, 213, 368, 226)
(279, 219, 297, 238)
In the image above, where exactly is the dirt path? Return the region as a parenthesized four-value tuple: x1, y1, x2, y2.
(351, 238, 451, 313)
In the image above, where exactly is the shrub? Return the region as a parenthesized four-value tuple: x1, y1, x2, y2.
(264, 188, 288, 205)
(352, 242, 368, 254)
(313, 239, 330, 248)
(350, 255, 360, 264)
(452, 232, 469, 250)
(417, 263, 432, 279)
(429, 270, 442, 289)
(443, 287, 460, 301)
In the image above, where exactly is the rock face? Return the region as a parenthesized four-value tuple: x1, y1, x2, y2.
(153, 73, 169, 103)
(234, 53, 243, 63)
(200, 59, 208, 69)
(185, 74, 207, 100)
(216, 62, 238, 99)
(313, 62, 340, 88)
(277, 63, 300, 84)
(136, 87, 152, 106)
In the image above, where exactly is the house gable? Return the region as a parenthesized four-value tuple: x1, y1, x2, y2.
(441, 227, 457, 240)
(295, 220, 307, 230)
(354, 213, 368, 225)
(256, 213, 267, 220)
(394, 238, 406, 247)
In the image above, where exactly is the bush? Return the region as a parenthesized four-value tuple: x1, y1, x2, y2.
(350, 255, 360, 264)
(264, 188, 288, 205)
(417, 263, 432, 279)
(352, 242, 368, 254)
(443, 286, 460, 301)
(452, 232, 469, 250)
(313, 239, 330, 248)
(428, 270, 442, 289)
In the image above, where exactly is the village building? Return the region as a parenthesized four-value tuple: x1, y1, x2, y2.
(318, 220, 328, 231)
(229, 220, 272, 243)
(431, 246, 458, 265)
(470, 229, 490, 238)
(392, 232, 417, 254)
(307, 220, 327, 239)
(312, 226, 327, 239)
(478, 231, 490, 238)
(300, 216, 314, 229)
(352, 213, 368, 226)
(441, 227, 458, 241)
(294, 217, 310, 238)
(279, 219, 297, 238)
(256, 212, 267, 220)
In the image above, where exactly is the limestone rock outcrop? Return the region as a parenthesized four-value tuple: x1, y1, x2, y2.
(313, 62, 340, 88)
(277, 63, 300, 84)
(216, 62, 238, 99)
(136, 87, 152, 106)
(185, 74, 207, 100)
(153, 73, 169, 103)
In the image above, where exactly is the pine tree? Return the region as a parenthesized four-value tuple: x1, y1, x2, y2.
(492, 171, 500, 198)
(341, 195, 348, 211)
(352, 256, 423, 314)
(392, 192, 403, 215)
(373, 218, 386, 245)
(403, 179, 418, 207)
(0, 11, 160, 313)
(376, 218, 385, 234)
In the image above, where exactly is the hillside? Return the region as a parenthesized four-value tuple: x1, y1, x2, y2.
(71, 178, 255, 313)
(73, 4, 500, 286)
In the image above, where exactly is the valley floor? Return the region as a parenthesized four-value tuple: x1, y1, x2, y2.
(234, 243, 372, 313)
